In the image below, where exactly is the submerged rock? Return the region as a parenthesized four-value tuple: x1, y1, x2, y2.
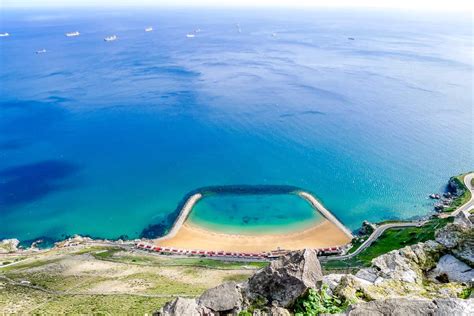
(247, 248, 322, 307)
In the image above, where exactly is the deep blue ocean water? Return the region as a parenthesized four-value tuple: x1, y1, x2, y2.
(0, 8, 472, 243)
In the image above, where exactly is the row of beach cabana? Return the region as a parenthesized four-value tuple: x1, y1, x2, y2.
(135, 242, 343, 259)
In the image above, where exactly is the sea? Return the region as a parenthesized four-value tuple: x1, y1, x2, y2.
(0, 8, 472, 245)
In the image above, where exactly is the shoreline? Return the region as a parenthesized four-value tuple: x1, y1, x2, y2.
(155, 219, 352, 252)
(3, 173, 471, 255)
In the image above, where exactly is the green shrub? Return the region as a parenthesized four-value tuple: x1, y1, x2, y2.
(459, 287, 472, 299)
(238, 311, 252, 316)
(293, 285, 350, 315)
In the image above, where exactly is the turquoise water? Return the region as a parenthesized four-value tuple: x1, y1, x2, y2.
(189, 192, 323, 234)
(0, 9, 472, 244)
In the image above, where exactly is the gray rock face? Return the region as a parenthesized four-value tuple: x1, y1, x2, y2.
(348, 298, 474, 316)
(322, 274, 345, 292)
(454, 210, 473, 229)
(436, 222, 474, 266)
(198, 281, 242, 312)
(435, 298, 474, 315)
(370, 240, 443, 283)
(428, 254, 474, 284)
(247, 249, 322, 307)
(158, 297, 202, 316)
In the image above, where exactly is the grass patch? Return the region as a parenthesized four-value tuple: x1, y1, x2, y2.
(33, 293, 169, 315)
(0, 258, 62, 272)
(157, 258, 268, 270)
(90, 247, 123, 260)
(347, 237, 365, 254)
(101, 252, 268, 270)
(0, 282, 169, 314)
(222, 273, 252, 282)
(323, 218, 452, 270)
(122, 272, 207, 296)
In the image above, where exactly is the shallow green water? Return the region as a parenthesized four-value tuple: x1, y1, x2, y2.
(188, 193, 323, 235)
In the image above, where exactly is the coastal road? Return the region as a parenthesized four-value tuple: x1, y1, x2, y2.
(321, 221, 425, 261)
(323, 172, 474, 261)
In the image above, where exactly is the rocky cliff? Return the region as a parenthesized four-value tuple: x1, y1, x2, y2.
(156, 211, 473, 316)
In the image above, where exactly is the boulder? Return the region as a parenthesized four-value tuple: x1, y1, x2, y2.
(322, 274, 345, 292)
(198, 281, 243, 313)
(269, 307, 291, 316)
(157, 297, 203, 316)
(347, 297, 474, 316)
(247, 249, 322, 307)
(428, 254, 474, 284)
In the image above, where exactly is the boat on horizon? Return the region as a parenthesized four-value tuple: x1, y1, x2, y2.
(0, 32, 10, 37)
(145, 27, 153, 32)
(65, 31, 80, 37)
(35, 49, 47, 54)
(104, 35, 118, 42)
(186, 33, 195, 38)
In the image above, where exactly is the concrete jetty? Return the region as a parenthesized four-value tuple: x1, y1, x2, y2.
(298, 191, 354, 239)
(155, 193, 203, 242)
(154, 186, 354, 249)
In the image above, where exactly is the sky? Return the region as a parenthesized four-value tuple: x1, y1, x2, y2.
(1, 0, 473, 11)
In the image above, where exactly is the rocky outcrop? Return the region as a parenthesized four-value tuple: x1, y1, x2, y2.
(436, 213, 474, 267)
(0, 239, 20, 253)
(157, 207, 474, 316)
(359, 221, 376, 235)
(157, 249, 320, 315)
(363, 240, 444, 284)
(247, 248, 322, 307)
(347, 298, 474, 316)
(449, 177, 466, 197)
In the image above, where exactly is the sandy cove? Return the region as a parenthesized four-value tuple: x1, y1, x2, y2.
(155, 219, 352, 252)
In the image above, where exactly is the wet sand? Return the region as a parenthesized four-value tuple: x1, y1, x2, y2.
(155, 219, 352, 252)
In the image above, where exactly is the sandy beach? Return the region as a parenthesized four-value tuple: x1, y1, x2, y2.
(155, 219, 352, 252)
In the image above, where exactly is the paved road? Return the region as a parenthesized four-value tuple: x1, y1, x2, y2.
(321, 221, 425, 261)
(323, 172, 474, 261)
(450, 173, 474, 216)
